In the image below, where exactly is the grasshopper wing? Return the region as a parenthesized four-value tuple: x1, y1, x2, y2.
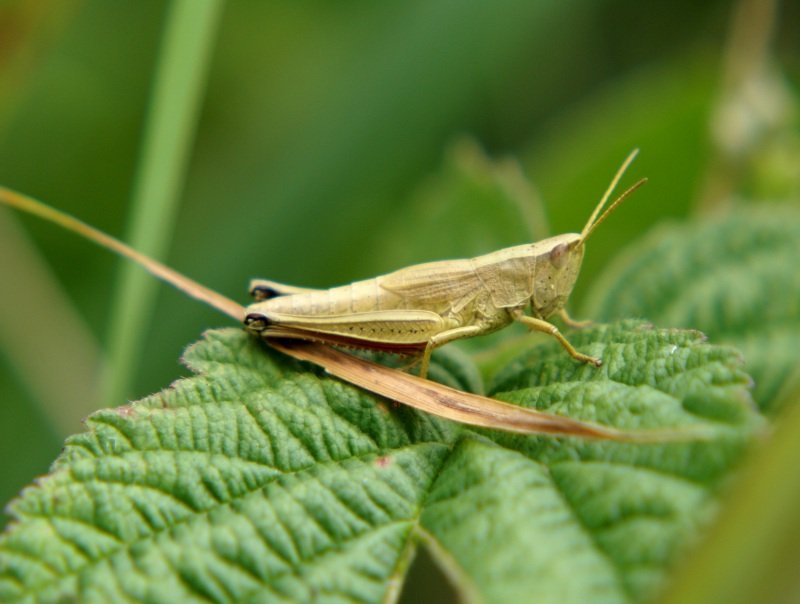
(378, 259, 482, 308)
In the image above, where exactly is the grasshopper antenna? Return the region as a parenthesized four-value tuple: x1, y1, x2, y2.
(0, 187, 246, 323)
(579, 149, 647, 245)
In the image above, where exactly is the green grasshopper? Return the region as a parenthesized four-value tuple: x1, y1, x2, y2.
(243, 150, 645, 377)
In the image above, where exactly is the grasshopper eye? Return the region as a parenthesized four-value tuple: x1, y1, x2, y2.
(244, 313, 269, 332)
(548, 243, 569, 269)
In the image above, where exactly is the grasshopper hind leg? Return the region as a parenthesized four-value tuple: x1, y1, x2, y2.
(249, 279, 323, 301)
(243, 312, 271, 333)
(249, 284, 282, 301)
(370, 326, 483, 380)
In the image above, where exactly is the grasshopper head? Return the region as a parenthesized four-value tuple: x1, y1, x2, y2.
(530, 233, 585, 318)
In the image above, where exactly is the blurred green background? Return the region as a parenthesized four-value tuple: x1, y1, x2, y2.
(0, 0, 797, 547)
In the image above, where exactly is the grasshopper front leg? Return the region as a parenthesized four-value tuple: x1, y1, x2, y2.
(557, 308, 593, 329)
(511, 309, 602, 367)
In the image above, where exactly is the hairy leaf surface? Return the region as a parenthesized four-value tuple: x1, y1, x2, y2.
(0, 323, 760, 603)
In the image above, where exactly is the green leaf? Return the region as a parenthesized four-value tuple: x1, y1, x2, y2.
(583, 205, 800, 412)
(0, 323, 761, 603)
(660, 384, 800, 604)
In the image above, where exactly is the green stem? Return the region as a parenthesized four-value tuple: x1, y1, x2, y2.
(101, 0, 224, 405)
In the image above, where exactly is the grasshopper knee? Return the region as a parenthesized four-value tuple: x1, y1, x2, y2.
(244, 313, 270, 333)
(249, 285, 281, 301)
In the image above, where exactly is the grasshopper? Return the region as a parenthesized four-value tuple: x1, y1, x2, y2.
(1, 151, 644, 380)
(242, 150, 645, 378)
(0, 151, 652, 440)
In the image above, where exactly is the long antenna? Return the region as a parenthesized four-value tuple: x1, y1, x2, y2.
(580, 149, 643, 242)
(581, 177, 647, 244)
(0, 187, 245, 322)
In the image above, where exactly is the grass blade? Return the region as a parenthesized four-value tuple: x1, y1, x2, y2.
(102, 0, 224, 404)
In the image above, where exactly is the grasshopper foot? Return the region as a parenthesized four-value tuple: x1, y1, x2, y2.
(585, 355, 603, 368)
